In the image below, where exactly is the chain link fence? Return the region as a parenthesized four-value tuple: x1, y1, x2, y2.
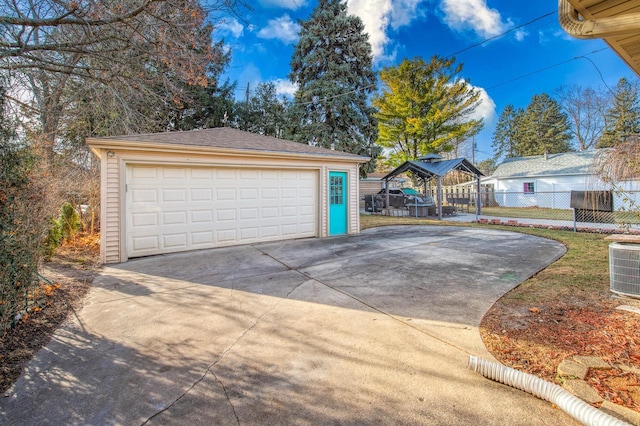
(363, 188, 640, 233)
(472, 189, 640, 232)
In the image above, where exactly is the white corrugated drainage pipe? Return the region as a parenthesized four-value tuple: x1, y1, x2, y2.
(468, 356, 630, 426)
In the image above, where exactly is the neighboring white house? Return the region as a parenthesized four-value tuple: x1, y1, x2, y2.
(484, 150, 640, 209)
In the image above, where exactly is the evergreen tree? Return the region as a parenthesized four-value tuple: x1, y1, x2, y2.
(519, 93, 572, 155)
(598, 77, 640, 148)
(289, 0, 379, 174)
(169, 40, 235, 131)
(373, 56, 483, 166)
(492, 104, 522, 161)
(476, 158, 498, 176)
(235, 82, 290, 138)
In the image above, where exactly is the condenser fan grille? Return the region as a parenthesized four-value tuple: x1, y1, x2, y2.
(609, 242, 640, 299)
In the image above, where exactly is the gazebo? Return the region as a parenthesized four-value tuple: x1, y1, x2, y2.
(381, 154, 484, 219)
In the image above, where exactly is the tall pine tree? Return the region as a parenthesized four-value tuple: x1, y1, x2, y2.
(492, 94, 572, 160)
(598, 77, 640, 148)
(373, 56, 483, 166)
(492, 104, 521, 161)
(289, 0, 379, 173)
(520, 93, 572, 155)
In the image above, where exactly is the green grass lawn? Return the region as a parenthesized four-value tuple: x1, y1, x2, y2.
(480, 206, 574, 221)
(471, 206, 640, 224)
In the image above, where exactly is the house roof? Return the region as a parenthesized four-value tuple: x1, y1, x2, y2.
(492, 150, 602, 179)
(87, 127, 369, 162)
(382, 157, 484, 182)
(560, 0, 640, 76)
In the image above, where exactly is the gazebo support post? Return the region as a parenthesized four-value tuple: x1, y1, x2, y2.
(476, 175, 482, 217)
(437, 175, 443, 220)
(423, 178, 428, 202)
(385, 178, 390, 210)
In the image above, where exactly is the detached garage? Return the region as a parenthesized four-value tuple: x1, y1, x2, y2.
(88, 128, 368, 264)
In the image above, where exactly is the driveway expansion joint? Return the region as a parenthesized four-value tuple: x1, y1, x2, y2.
(140, 272, 308, 425)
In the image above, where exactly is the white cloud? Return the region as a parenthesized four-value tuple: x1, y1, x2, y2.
(346, 0, 391, 60)
(469, 85, 496, 123)
(514, 29, 527, 42)
(217, 18, 244, 38)
(272, 78, 298, 97)
(257, 14, 301, 44)
(389, 0, 427, 30)
(440, 0, 513, 39)
(346, 0, 426, 62)
(258, 0, 307, 10)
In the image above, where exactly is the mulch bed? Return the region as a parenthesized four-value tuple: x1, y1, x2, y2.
(481, 298, 640, 413)
(0, 236, 100, 394)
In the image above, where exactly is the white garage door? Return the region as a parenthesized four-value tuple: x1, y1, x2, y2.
(126, 165, 318, 258)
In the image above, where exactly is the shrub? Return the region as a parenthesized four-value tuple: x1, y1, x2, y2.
(0, 141, 48, 334)
(58, 202, 80, 241)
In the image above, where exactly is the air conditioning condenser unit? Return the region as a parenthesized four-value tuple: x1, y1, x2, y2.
(609, 242, 640, 299)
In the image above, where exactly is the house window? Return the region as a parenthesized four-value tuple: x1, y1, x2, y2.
(523, 182, 535, 193)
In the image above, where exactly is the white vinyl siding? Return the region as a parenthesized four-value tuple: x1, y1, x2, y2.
(103, 155, 121, 264)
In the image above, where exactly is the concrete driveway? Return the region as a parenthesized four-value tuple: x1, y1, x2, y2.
(1, 225, 578, 425)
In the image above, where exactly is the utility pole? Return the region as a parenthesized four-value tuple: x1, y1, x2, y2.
(245, 82, 250, 105)
(472, 135, 475, 165)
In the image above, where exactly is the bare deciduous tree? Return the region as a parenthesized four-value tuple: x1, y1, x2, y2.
(556, 84, 608, 151)
(1, 0, 245, 159)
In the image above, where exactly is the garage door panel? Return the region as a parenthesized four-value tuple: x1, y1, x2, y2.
(191, 231, 214, 245)
(162, 211, 186, 226)
(127, 165, 318, 257)
(216, 209, 236, 221)
(217, 229, 237, 242)
(240, 208, 258, 220)
(161, 189, 186, 202)
(131, 212, 158, 227)
(163, 233, 187, 249)
(191, 210, 213, 223)
(131, 235, 160, 252)
(217, 188, 236, 200)
(131, 188, 158, 203)
(191, 189, 213, 202)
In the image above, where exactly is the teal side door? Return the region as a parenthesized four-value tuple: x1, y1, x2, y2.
(329, 171, 347, 235)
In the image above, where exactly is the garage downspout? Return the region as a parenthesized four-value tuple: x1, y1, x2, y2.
(468, 356, 630, 426)
(558, 0, 640, 39)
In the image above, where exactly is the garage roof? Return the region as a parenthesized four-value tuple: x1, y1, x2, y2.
(88, 127, 369, 162)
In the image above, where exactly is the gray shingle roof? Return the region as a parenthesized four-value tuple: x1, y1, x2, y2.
(382, 157, 484, 181)
(89, 127, 368, 161)
(492, 150, 603, 178)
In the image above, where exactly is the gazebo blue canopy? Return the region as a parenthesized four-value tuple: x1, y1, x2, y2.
(381, 155, 484, 219)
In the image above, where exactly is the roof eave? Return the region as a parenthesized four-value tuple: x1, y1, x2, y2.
(86, 138, 369, 163)
(492, 171, 593, 179)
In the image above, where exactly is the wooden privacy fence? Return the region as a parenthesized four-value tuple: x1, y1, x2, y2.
(427, 184, 497, 208)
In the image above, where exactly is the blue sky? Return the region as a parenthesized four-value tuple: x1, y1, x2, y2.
(214, 0, 638, 162)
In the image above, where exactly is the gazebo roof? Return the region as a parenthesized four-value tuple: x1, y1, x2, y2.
(381, 157, 484, 182)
